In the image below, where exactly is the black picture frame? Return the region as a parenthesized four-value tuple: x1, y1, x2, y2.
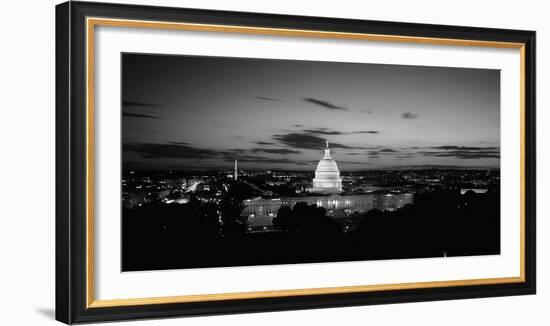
(56, 1, 536, 324)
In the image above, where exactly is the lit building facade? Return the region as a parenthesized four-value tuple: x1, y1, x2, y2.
(243, 193, 414, 227)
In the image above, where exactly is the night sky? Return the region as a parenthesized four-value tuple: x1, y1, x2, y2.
(122, 53, 500, 170)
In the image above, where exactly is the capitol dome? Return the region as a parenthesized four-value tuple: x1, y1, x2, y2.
(311, 141, 343, 194)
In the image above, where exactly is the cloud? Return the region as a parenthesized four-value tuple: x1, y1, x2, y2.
(430, 146, 499, 151)
(251, 148, 301, 154)
(221, 153, 263, 161)
(355, 130, 379, 134)
(402, 112, 419, 119)
(123, 112, 160, 119)
(122, 100, 161, 107)
(219, 151, 311, 166)
(421, 151, 500, 159)
(255, 96, 282, 102)
(273, 132, 359, 150)
(218, 149, 310, 165)
(254, 141, 276, 146)
(168, 141, 191, 145)
(366, 148, 399, 156)
(273, 133, 327, 149)
(418, 145, 500, 160)
(323, 142, 362, 149)
(303, 97, 347, 111)
(339, 160, 370, 165)
(303, 128, 343, 135)
(303, 128, 379, 135)
(122, 100, 161, 119)
(230, 157, 310, 165)
(124, 143, 305, 164)
(123, 142, 218, 159)
(396, 154, 416, 159)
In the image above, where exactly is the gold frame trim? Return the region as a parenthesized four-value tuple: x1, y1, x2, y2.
(85, 17, 527, 309)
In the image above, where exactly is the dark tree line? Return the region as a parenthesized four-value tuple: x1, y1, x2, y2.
(351, 190, 500, 258)
(272, 202, 342, 234)
(123, 182, 250, 270)
(123, 189, 499, 271)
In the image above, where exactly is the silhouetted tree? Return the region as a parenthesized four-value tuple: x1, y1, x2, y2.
(273, 202, 341, 234)
(201, 202, 221, 237)
(272, 205, 292, 230)
(219, 183, 247, 234)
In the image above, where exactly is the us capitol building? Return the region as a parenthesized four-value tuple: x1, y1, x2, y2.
(310, 141, 343, 194)
(242, 142, 413, 227)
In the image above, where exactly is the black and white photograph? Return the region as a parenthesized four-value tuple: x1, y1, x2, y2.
(2, 0, 544, 324)
(121, 53, 501, 271)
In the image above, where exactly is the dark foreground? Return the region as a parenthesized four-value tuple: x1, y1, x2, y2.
(122, 192, 500, 271)
(122, 190, 499, 271)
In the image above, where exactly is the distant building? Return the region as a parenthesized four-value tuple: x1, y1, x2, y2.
(122, 191, 147, 209)
(243, 193, 414, 227)
(310, 142, 343, 194)
(460, 188, 488, 195)
(243, 140, 414, 227)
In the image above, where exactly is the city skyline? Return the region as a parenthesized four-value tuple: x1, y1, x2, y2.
(122, 53, 500, 170)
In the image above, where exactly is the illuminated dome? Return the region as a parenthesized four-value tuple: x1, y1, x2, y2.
(311, 141, 343, 194)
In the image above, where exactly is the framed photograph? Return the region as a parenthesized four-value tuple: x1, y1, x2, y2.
(56, 1, 536, 324)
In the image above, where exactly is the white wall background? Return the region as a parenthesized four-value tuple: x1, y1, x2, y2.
(0, 0, 546, 324)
